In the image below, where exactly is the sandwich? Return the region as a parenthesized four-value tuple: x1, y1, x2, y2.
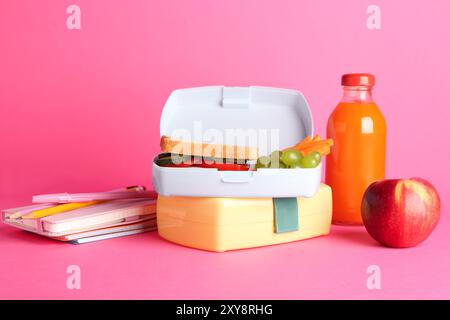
(154, 135, 258, 171)
(154, 135, 333, 171)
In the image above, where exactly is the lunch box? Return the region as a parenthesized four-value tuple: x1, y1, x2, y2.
(152, 86, 332, 252)
(157, 184, 332, 252)
(152, 86, 321, 198)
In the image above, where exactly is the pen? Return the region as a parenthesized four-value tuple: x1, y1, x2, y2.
(19, 186, 155, 219)
(32, 187, 156, 203)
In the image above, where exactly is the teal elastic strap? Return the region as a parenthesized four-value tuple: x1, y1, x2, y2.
(273, 198, 299, 233)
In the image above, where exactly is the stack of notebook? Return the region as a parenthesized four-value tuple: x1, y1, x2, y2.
(2, 186, 157, 244)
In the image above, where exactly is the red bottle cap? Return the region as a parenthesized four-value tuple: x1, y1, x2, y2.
(341, 73, 375, 87)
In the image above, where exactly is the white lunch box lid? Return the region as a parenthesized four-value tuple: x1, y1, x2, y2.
(153, 86, 320, 198)
(160, 86, 313, 155)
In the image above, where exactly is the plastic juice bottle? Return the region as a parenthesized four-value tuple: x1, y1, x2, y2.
(325, 74, 386, 225)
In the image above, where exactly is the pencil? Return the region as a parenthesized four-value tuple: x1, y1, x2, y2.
(21, 201, 102, 219)
(8, 204, 55, 220)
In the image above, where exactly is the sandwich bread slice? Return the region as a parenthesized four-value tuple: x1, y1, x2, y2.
(160, 135, 258, 161)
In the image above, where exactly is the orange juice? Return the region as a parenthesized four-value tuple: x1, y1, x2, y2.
(325, 74, 386, 225)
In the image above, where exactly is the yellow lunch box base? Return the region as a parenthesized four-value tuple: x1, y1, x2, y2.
(157, 184, 332, 252)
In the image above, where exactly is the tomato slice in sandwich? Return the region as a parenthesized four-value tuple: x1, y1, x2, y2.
(155, 153, 249, 171)
(198, 162, 249, 171)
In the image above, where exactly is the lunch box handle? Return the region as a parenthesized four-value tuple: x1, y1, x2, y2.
(220, 172, 253, 184)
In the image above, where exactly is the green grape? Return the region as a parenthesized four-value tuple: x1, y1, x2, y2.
(299, 153, 319, 168)
(289, 163, 303, 169)
(256, 156, 271, 169)
(269, 150, 282, 161)
(280, 149, 302, 166)
(270, 161, 287, 169)
(310, 151, 321, 163)
(269, 150, 283, 168)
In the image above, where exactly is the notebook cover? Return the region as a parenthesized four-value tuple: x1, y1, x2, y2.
(59, 218, 157, 241)
(70, 226, 157, 244)
(42, 198, 156, 233)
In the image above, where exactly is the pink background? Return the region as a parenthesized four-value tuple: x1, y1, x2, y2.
(1, 0, 449, 299)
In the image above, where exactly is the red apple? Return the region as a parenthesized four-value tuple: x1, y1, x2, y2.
(361, 178, 440, 248)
